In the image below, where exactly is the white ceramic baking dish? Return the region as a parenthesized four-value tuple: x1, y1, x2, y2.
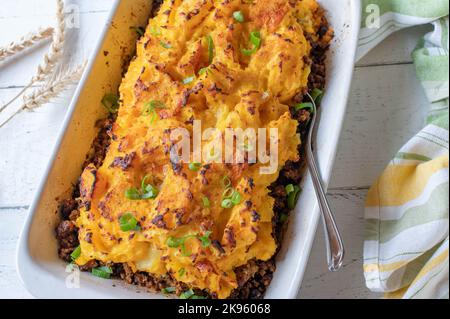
(17, 0, 361, 299)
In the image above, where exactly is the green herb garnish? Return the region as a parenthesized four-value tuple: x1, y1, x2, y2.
(167, 232, 213, 256)
(311, 88, 324, 104)
(286, 184, 301, 210)
(180, 289, 195, 299)
(198, 67, 211, 76)
(221, 198, 233, 209)
(202, 196, 210, 208)
(101, 93, 120, 113)
(162, 287, 176, 294)
(198, 231, 212, 248)
(92, 266, 113, 279)
(178, 268, 186, 277)
(125, 175, 159, 200)
(150, 25, 162, 36)
(160, 41, 172, 49)
(119, 212, 140, 232)
(205, 35, 214, 63)
(233, 11, 245, 23)
(182, 76, 195, 85)
(294, 102, 314, 112)
(242, 31, 261, 56)
(143, 100, 166, 123)
(70, 246, 81, 261)
(221, 176, 232, 188)
(130, 26, 145, 37)
(188, 162, 202, 171)
(230, 191, 242, 205)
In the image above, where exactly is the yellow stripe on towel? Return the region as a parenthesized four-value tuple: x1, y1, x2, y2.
(366, 156, 449, 207)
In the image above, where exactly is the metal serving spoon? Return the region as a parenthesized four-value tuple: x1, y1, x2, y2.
(305, 93, 345, 272)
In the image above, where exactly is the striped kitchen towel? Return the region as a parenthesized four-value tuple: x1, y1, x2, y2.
(358, 1, 449, 299)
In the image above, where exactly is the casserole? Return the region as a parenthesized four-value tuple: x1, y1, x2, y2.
(17, 0, 361, 299)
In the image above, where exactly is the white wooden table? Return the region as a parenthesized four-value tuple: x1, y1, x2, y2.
(0, 0, 431, 299)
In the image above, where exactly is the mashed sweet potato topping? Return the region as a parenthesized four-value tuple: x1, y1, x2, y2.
(75, 0, 328, 298)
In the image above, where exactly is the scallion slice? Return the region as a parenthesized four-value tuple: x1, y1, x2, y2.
(233, 11, 245, 23)
(221, 176, 232, 188)
(119, 212, 140, 232)
(294, 102, 314, 112)
(161, 287, 176, 294)
(180, 289, 195, 299)
(101, 93, 119, 114)
(221, 198, 233, 209)
(202, 196, 210, 208)
(130, 26, 145, 37)
(287, 185, 302, 210)
(205, 35, 215, 63)
(183, 76, 195, 85)
(198, 231, 212, 248)
(70, 246, 81, 261)
(311, 88, 324, 104)
(231, 191, 242, 205)
(92, 266, 113, 279)
(188, 162, 202, 171)
(242, 31, 261, 56)
(160, 41, 172, 49)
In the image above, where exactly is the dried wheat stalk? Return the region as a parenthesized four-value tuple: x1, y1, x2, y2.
(32, 0, 66, 84)
(0, 27, 54, 62)
(23, 62, 86, 110)
(0, 0, 66, 114)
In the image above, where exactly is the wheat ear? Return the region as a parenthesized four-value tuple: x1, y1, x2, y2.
(0, 0, 65, 114)
(22, 62, 86, 110)
(0, 27, 54, 62)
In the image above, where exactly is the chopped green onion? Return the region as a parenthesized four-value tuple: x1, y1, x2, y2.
(119, 213, 140, 232)
(130, 26, 145, 37)
(205, 35, 215, 63)
(198, 231, 212, 248)
(188, 162, 202, 171)
(294, 102, 314, 113)
(125, 175, 159, 200)
(101, 93, 120, 114)
(280, 214, 289, 223)
(198, 67, 210, 76)
(222, 187, 234, 199)
(285, 184, 295, 195)
(221, 176, 232, 188)
(231, 191, 242, 205)
(233, 11, 245, 23)
(161, 287, 176, 294)
(167, 236, 184, 248)
(182, 76, 195, 85)
(242, 31, 261, 56)
(125, 188, 141, 200)
(191, 295, 208, 299)
(287, 185, 302, 210)
(221, 198, 233, 209)
(92, 266, 113, 279)
(160, 41, 172, 49)
(167, 231, 213, 256)
(180, 289, 195, 299)
(70, 246, 81, 261)
(150, 25, 161, 36)
(311, 88, 324, 104)
(202, 196, 210, 208)
(141, 184, 159, 199)
(143, 100, 166, 123)
(178, 268, 186, 277)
